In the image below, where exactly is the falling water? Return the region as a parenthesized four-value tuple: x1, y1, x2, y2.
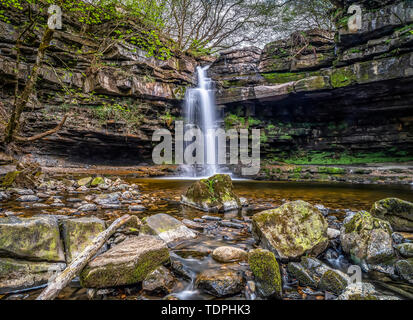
(183, 65, 219, 177)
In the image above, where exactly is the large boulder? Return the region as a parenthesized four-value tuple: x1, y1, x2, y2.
(195, 268, 245, 297)
(370, 198, 413, 232)
(252, 201, 328, 261)
(0, 216, 65, 262)
(395, 259, 413, 284)
(248, 249, 282, 298)
(340, 211, 396, 267)
(141, 214, 196, 246)
(181, 174, 241, 212)
(0, 258, 66, 294)
(61, 217, 106, 263)
(80, 235, 169, 288)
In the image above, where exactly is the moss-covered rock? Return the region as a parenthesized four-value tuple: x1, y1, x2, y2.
(337, 282, 380, 300)
(370, 198, 413, 232)
(80, 235, 170, 288)
(395, 259, 413, 284)
(0, 258, 66, 294)
(181, 174, 241, 212)
(395, 243, 413, 258)
(195, 268, 245, 297)
(252, 200, 328, 261)
(61, 217, 106, 263)
(77, 177, 92, 187)
(140, 213, 196, 246)
(287, 262, 317, 288)
(248, 249, 282, 298)
(319, 269, 348, 294)
(90, 177, 104, 187)
(340, 211, 395, 267)
(0, 216, 65, 262)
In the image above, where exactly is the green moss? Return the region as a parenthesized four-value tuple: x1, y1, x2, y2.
(248, 249, 282, 298)
(317, 167, 346, 174)
(261, 72, 307, 84)
(2, 171, 21, 187)
(331, 68, 357, 88)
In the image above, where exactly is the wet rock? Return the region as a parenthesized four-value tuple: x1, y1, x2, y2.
(319, 270, 348, 294)
(141, 213, 196, 246)
(61, 217, 106, 263)
(32, 203, 50, 209)
(395, 259, 413, 284)
(248, 249, 282, 298)
(239, 197, 249, 207)
(327, 228, 340, 239)
(77, 177, 92, 187)
(337, 282, 380, 300)
(101, 203, 121, 209)
(0, 216, 65, 262)
(129, 205, 146, 212)
(287, 262, 318, 288)
(181, 174, 241, 212)
(195, 268, 245, 297)
(395, 243, 413, 258)
(170, 259, 192, 280)
(0, 258, 66, 294)
(0, 191, 10, 201)
(202, 216, 222, 221)
(392, 232, 405, 245)
(212, 246, 248, 263)
(142, 266, 175, 294)
(340, 211, 395, 267)
(13, 189, 34, 195)
(252, 200, 328, 261)
(219, 221, 245, 229)
(90, 177, 104, 187)
(17, 195, 39, 202)
(182, 219, 205, 231)
(77, 203, 97, 212)
(80, 235, 169, 288)
(371, 198, 413, 232)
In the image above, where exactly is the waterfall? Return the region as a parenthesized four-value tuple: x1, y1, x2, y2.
(183, 65, 218, 177)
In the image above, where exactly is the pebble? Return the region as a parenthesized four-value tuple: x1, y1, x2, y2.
(77, 203, 97, 212)
(219, 221, 244, 229)
(129, 205, 146, 212)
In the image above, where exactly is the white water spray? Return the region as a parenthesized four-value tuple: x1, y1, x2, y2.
(183, 65, 219, 177)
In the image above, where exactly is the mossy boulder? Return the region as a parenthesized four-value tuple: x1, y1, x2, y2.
(140, 213, 196, 246)
(370, 198, 413, 232)
(287, 256, 348, 293)
(0, 216, 65, 262)
(61, 217, 106, 263)
(395, 259, 413, 284)
(319, 269, 348, 294)
(80, 235, 170, 288)
(90, 177, 104, 187)
(395, 243, 413, 258)
(195, 268, 245, 297)
(77, 177, 92, 187)
(0, 258, 66, 294)
(337, 282, 380, 300)
(181, 174, 241, 212)
(252, 200, 328, 261)
(248, 249, 282, 298)
(340, 211, 395, 266)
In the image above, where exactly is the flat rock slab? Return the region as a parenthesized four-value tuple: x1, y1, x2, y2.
(0, 258, 66, 294)
(142, 213, 196, 246)
(0, 216, 65, 262)
(61, 217, 106, 263)
(80, 235, 170, 288)
(195, 268, 245, 297)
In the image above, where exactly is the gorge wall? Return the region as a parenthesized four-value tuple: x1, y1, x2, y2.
(210, 0, 413, 165)
(0, 0, 413, 169)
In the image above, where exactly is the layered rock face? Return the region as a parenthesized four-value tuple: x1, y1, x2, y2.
(0, 5, 202, 166)
(210, 0, 413, 163)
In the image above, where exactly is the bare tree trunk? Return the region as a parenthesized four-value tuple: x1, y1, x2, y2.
(36, 214, 131, 301)
(4, 27, 54, 143)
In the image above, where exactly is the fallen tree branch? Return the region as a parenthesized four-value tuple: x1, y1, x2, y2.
(14, 114, 69, 142)
(36, 214, 131, 301)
